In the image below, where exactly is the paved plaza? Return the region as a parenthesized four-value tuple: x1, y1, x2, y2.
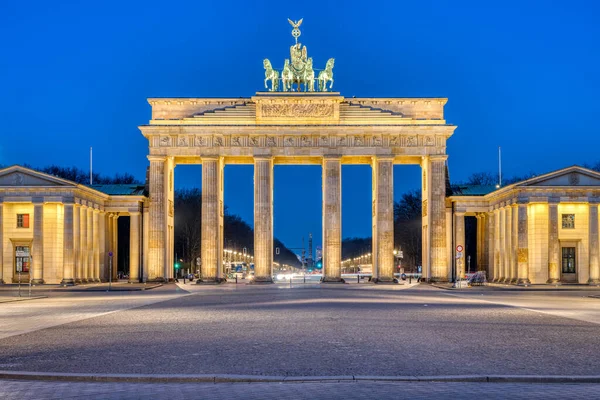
(1, 282, 600, 398)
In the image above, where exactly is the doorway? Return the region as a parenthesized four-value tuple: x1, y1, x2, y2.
(561, 246, 577, 283)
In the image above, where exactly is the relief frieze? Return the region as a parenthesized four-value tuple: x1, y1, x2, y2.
(261, 103, 334, 117)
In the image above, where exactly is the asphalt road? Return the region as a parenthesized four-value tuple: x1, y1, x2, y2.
(1, 284, 600, 377)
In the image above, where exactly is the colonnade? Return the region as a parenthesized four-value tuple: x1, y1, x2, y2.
(146, 154, 449, 283)
(463, 202, 600, 285)
(56, 202, 140, 285)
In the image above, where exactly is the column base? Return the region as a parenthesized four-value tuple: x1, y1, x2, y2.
(0, 279, 4, 285)
(249, 277, 273, 284)
(196, 277, 227, 284)
(547, 278, 561, 284)
(128, 278, 140, 284)
(31, 279, 45, 285)
(60, 279, 75, 287)
(509, 278, 519, 284)
(587, 278, 600, 285)
(321, 277, 346, 284)
(516, 278, 531, 286)
(372, 277, 398, 284)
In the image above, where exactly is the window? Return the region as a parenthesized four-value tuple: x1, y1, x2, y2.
(562, 214, 575, 229)
(17, 214, 30, 228)
(562, 247, 576, 274)
(15, 246, 31, 273)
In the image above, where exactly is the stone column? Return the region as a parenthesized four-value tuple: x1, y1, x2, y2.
(31, 202, 44, 284)
(92, 209, 100, 282)
(142, 205, 149, 282)
(87, 207, 93, 281)
(253, 156, 274, 283)
(427, 156, 448, 281)
(511, 204, 519, 283)
(73, 204, 80, 283)
(112, 215, 119, 281)
(371, 157, 394, 283)
(322, 157, 343, 283)
(0, 203, 4, 284)
(498, 207, 505, 282)
(129, 212, 141, 283)
(79, 205, 88, 282)
(505, 206, 513, 282)
(487, 211, 495, 282)
(98, 212, 106, 281)
(475, 214, 482, 271)
(148, 155, 166, 282)
(454, 212, 465, 281)
(588, 203, 600, 284)
(199, 157, 225, 283)
(516, 203, 530, 285)
(493, 208, 501, 282)
(61, 203, 75, 286)
(547, 202, 560, 283)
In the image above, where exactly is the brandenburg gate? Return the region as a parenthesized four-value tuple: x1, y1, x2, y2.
(139, 20, 456, 283)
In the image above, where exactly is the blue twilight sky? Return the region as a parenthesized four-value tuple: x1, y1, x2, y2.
(1, 0, 599, 251)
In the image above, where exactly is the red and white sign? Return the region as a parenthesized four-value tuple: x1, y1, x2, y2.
(456, 245, 464, 253)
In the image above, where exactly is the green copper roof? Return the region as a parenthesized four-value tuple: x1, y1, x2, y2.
(451, 185, 497, 196)
(89, 184, 146, 196)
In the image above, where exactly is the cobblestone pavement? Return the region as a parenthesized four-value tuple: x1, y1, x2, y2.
(1, 379, 599, 399)
(0, 285, 188, 339)
(1, 284, 600, 377)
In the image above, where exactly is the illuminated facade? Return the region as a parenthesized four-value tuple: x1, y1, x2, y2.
(0, 166, 146, 285)
(449, 166, 600, 285)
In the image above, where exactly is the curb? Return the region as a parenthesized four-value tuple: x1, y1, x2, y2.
(1, 371, 600, 384)
(0, 296, 47, 304)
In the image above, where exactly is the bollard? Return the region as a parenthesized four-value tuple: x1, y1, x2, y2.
(357, 274, 360, 284)
(303, 275, 306, 284)
(236, 275, 238, 284)
(290, 276, 292, 288)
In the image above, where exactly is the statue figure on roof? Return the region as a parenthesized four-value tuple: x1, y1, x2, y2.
(262, 19, 334, 92)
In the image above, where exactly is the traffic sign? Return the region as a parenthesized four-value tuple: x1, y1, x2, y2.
(456, 245, 463, 253)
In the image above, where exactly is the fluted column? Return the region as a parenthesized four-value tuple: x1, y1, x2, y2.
(322, 157, 343, 283)
(0, 203, 4, 284)
(129, 212, 141, 283)
(112, 215, 119, 281)
(253, 156, 274, 283)
(516, 203, 530, 285)
(510, 204, 519, 283)
(372, 156, 394, 283)
(426, 156, 448, 281)
(98, 212, 106, 281)
(547, 202, 560, 283)
(87, 207, 93, 281)
(588, 203, 600, 284)
(31, 202, 44, 284)
(148, 155, 166, 282)
(498, 207, 505, 282)
(487, 211, 495, 282)
(493, 208, 500, 282)
(504, 205, 513, 283)
(73, 204, 80, 283)
(61, 203, 75, 286)
(454, 212, 465, 281)
(199, 157, 225, 283)
(79, 205, 88, 282)
(92, 209, 100, 282)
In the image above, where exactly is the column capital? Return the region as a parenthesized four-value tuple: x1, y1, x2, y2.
(129, 211, 141, 216)
(253, 155, 274, 161)
(322, 155, 342, 161)
(371, 155, 394, 162)
(147, 155, 167, 162)
(429, 155, 448, 162)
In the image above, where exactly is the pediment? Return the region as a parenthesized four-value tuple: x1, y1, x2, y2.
(0, 166, 76, 187)
(519, 167, 600, 187)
